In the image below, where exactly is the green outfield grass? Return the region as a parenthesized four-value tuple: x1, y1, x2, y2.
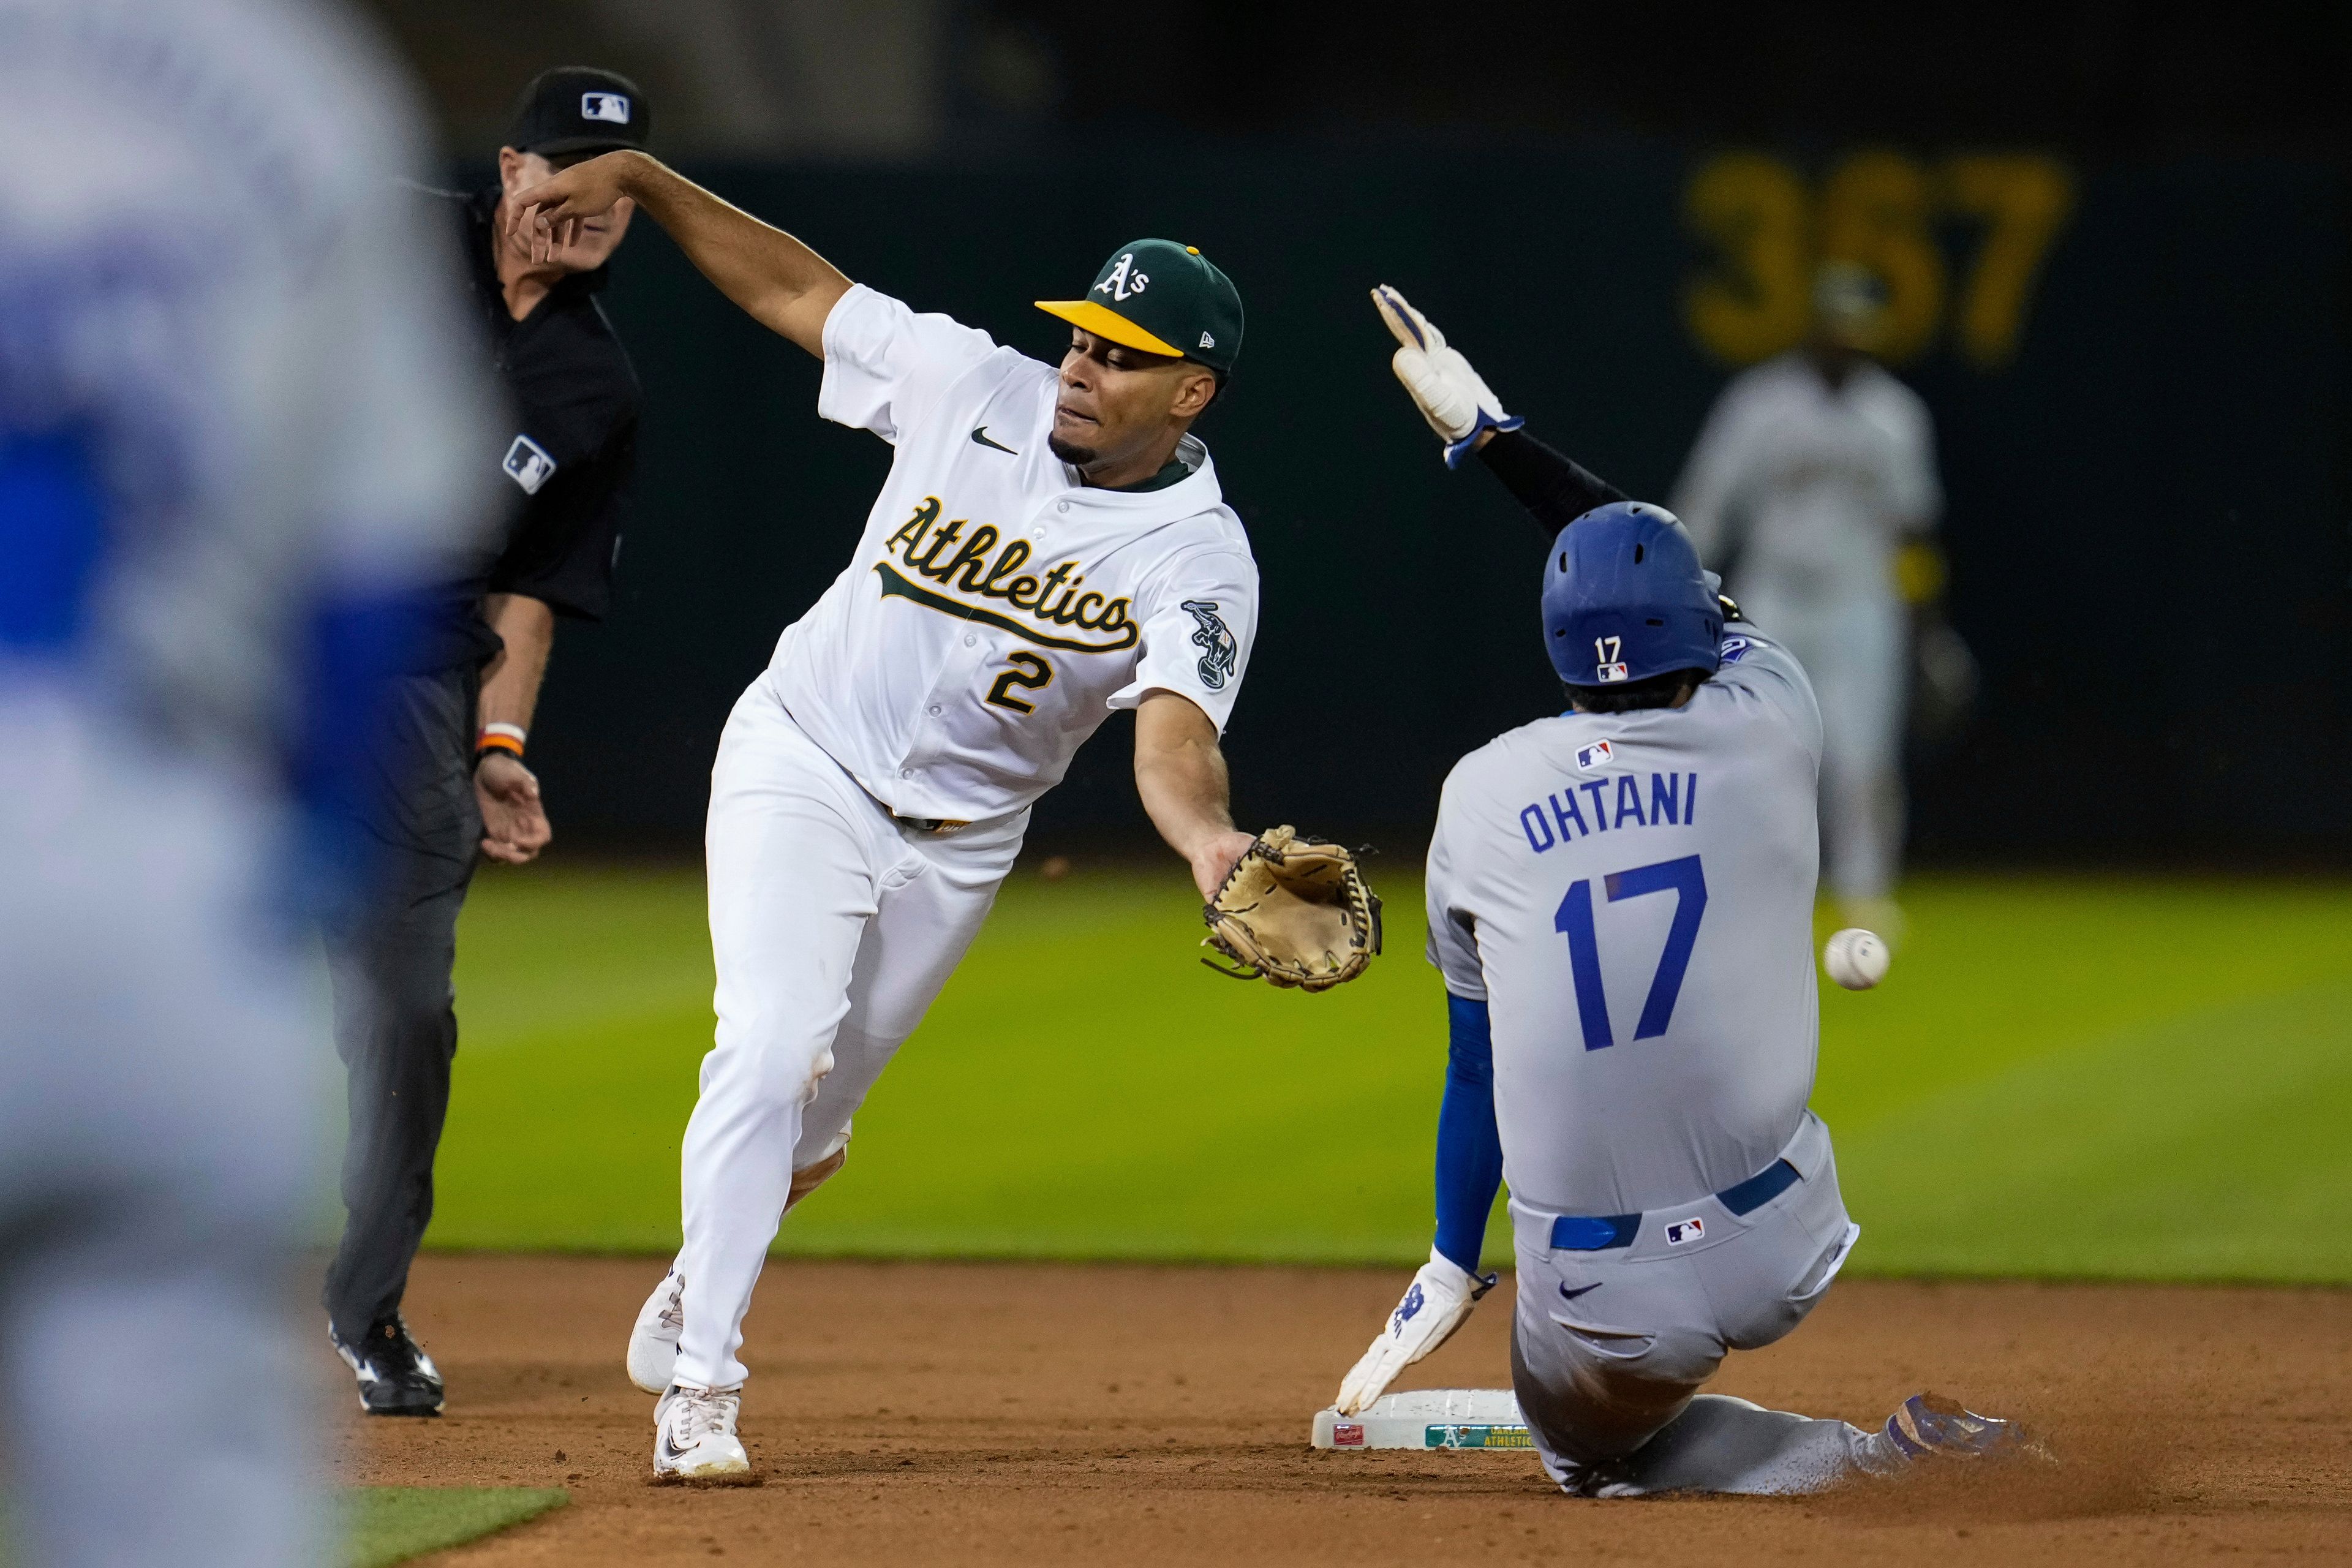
(349, 1488, 567, 1567)
(0, 1488, 562, 1566)
(427, 861, 2352, 1283)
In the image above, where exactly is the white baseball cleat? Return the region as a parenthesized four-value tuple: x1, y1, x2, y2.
(627, 1268, 685, 1395)
(654, 1383, 754, 1483)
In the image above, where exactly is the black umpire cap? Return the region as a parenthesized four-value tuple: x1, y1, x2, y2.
(506, 67, 652, 158)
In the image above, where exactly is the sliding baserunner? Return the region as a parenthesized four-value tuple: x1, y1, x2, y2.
(1332, 286, 2034, 1496)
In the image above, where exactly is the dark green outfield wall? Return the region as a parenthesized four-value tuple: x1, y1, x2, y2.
(511, 143, 2350, 864)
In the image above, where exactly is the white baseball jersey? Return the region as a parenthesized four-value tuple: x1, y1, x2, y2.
(1670, 354, 1940, 608)
(1425, 628, 1825, 1215)
(767, 284, 1259, 821)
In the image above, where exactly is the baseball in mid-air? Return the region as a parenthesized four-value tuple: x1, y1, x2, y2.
(1823, 928, 1890, 990)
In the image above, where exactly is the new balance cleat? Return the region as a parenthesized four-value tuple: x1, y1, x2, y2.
(654, 1383, 754, 1483)
(627, 1268, 685, 1395)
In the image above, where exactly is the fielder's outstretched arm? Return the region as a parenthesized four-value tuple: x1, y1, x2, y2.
(1133, 691, 1259, 901)
(510, 152, 851, 358)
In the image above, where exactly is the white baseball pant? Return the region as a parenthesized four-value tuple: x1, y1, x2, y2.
(1734, 584, 1907, 905)
(675, 674, 1027, 1390)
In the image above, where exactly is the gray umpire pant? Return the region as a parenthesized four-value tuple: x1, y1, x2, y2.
(1509, 1112, 1897, 1496)
(322, 666, 480, 1341)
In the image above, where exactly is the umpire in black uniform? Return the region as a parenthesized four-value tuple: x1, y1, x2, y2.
(327, 68, 649, 1415)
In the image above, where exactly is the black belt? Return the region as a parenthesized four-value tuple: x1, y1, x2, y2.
(1548, 1158, 1801, 1252)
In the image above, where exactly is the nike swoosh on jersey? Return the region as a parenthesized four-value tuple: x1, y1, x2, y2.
(1558, 1281, 1602, 1301)
(970, 425, 1019, 454)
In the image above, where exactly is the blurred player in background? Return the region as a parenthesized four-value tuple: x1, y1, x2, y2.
(1670, 262, 1943, 937)
(1336, 287, 2024, 1496)
(322, 66, 648, 1417)
(0, 0, 489, 1562)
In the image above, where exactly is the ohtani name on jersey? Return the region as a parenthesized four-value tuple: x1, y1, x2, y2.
(872, 496, 1139, 654)
(1518, 772, 1700, 853)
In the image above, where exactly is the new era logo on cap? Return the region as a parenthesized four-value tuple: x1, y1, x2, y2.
(581, 91, 631, 124)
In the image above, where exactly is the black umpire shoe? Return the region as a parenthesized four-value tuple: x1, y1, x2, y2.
(331, 1316, 445, 1417)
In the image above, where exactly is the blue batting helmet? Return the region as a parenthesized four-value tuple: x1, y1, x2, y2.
(1541, 502, 1722, 688)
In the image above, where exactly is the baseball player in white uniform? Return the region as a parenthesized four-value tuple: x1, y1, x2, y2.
(0, 1, 490, 1561)
(507, 159, 1267, 1481)
(1332, 289, 2026, 1496)
(1669, 263, 1942, 932)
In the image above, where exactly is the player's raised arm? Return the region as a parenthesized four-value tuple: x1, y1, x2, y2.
(510, 151, 850, 356)
(1370, 285, 1629, 537)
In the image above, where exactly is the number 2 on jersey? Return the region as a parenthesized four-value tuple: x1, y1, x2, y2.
(1555, 854, 1708, 1051)
(984, 652, 1054, 714)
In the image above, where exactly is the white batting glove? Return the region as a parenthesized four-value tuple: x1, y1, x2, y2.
(1334, 1247, 1497, 1415)
(1370, 285, 1523, 468)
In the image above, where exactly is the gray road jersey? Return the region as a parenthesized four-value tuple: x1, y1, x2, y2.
(1425, 628, 1824, 1214)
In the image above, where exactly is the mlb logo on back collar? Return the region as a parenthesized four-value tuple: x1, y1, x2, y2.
(581, 91, 632, 124)
(1575, 739, 1615, 771)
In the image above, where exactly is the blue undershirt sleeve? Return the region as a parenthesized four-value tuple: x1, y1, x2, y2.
(1434, 992, 1505, 1275)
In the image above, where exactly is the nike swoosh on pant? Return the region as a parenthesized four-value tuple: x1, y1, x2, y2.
(970, 426, 1018, 454)
(1558, 1281, 1602, 1300)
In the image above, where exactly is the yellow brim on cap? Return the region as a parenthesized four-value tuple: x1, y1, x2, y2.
(1033, 299, 1184, 358)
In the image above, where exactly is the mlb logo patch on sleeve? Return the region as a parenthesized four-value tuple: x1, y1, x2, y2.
(503, 434, 557, 495)
(580, 91, 632, 124)
(1575, 739, 1615, 771)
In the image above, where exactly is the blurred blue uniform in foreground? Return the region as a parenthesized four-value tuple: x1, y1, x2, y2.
(0, 1, 489, 1562)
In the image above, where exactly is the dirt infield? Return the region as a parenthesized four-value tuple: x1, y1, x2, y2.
(334, 1255, 2352, 1566)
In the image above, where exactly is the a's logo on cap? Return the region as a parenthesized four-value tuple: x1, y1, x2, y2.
(1096, 252, 1149, 302)
(580, 91, 632, 124)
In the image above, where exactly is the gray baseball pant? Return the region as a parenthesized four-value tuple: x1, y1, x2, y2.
(1509, 1112, 1902, 1495)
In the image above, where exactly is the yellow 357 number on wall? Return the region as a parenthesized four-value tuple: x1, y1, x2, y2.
(1683, 151, 2075, 369)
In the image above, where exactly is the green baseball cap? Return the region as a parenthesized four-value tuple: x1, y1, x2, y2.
(1036, 239, 1243, 374)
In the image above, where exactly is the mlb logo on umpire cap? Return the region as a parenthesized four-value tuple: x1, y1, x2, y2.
(1575, 739, 1615, 771)
(581, 91, 631, 124)
(503, 434, 557, 496)
(1664, 1216, 1706, 1246)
